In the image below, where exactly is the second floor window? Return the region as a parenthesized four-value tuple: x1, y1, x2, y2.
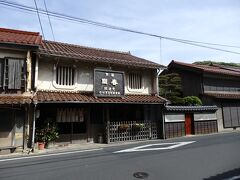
(128, 73, 142, 89)
(56, 65, 75, 86)
(0, 58, 25, 90)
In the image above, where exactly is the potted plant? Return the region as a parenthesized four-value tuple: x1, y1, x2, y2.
(35, 128, 47, 150)
(44, 125, 59, 148)
(35, 124, 59, 150)
(118, 124, 130, 131)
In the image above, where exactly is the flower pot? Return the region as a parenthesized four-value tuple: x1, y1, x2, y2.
(38, 142, 45, 150)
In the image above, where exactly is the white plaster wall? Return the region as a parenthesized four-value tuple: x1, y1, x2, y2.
(37, 60, 54, 90)
(37, 59, 94, 92)
(124, 71, 152, 95)
(216, 105, 224, 131)
(37, 59, 155, 95)
(0, 49, 26, 59)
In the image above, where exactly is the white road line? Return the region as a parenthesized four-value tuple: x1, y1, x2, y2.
(0, 148, 103, 162)
(114, 141, 196, 153)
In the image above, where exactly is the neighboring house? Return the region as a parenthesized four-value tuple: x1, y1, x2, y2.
(0, 28, 42, 153)
(163, 105, 218, 139)
(32, 40, 167, 144)
(163, 60, 240, 132)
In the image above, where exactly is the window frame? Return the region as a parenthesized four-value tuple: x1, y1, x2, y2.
(53, 64, 77, 90)
(127, 72, 144, 92)
(1, 57, 26, 91)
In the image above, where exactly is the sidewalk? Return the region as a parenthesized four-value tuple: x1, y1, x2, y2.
(0, 140, 149, 159)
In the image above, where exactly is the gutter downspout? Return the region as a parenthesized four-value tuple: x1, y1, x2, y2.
(156, 68, 160, 95)
(34, 54, 39, 89)
(156, 67, 166, 95)
(157, 67, 167, 139)
(31, 103, 37, 150)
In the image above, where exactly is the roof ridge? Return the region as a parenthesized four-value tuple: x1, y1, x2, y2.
(171, 60, 240, 77)
(0, 27, 40, 36)
(172, 60, 212, 68)
(43, 40, 130, 55)
(212, 64, 240, 72)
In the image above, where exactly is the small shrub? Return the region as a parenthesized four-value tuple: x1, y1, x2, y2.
(183, 96, 202, 106)
(132, 123, 144, 131)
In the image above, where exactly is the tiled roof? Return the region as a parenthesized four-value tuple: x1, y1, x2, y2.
(0, 95, 32, 104)
(165, 105, 218, 112)
(0, 27, 42, 46)
(39, 40, 163, 69)
(170, 60, 240, 77)
(34, 91, 166, 104)
(216, 65, 240, 73)
(204, 92, 240, 99)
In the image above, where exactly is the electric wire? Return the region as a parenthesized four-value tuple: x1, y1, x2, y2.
(33, 0, 45, 39)
(43, 0, 55, 40)
(1, 0, 240, 55)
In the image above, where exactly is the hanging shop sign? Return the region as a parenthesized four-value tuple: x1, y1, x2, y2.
(94, 69, 125, 97)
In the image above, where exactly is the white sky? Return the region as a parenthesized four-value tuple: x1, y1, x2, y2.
(1, 0, 240, 65)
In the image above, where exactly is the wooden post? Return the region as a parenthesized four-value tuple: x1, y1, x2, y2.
(11, 108, 16, 147)
(71, 122, 73, 143)
(86, 105, 91, 142)
(106, 105, 110, 144)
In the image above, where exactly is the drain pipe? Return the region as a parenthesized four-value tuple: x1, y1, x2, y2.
(31, 103, 37, 150)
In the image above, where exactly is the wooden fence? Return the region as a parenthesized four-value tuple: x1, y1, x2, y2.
(108, 121, 158, 143)
(194, 120, 218, 134)
(164, 122, 185, 139)
(165, 120, 218, 139)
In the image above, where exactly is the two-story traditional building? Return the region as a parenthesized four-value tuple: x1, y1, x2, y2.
(0, 27, 167, 152)
(0, 28, 42, 153)
(32, 40, 167, 145)
(164, 60, 240, 132)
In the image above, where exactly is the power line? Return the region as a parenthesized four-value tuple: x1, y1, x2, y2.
(163, 37, 240, 49)
(43, 0, 55, 40)
(169, 38, 240, 55)
(1, 0, 240, 55)
(33, 0, 45, 39)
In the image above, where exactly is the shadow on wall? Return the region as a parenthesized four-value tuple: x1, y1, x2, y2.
(204, 167, 240, 180)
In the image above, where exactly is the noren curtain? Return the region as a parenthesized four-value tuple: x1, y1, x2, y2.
(56, 108, 84, 122)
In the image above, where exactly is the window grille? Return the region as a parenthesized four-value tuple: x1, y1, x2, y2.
(128, 73, 142, 89)
(56, 66, 75, 86)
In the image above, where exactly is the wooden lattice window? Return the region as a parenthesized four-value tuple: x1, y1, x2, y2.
(56, 66, 75, 86)
(128, 73, 142, 89)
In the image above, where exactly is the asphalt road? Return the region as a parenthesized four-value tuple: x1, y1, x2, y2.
(0, 132, 240, 180)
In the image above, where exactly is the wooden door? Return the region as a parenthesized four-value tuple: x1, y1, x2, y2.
(185, 113, 193, 135)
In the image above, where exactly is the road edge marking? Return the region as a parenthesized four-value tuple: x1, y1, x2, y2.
(114, 141, 196, 153)
(0, 148, 103, 162)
